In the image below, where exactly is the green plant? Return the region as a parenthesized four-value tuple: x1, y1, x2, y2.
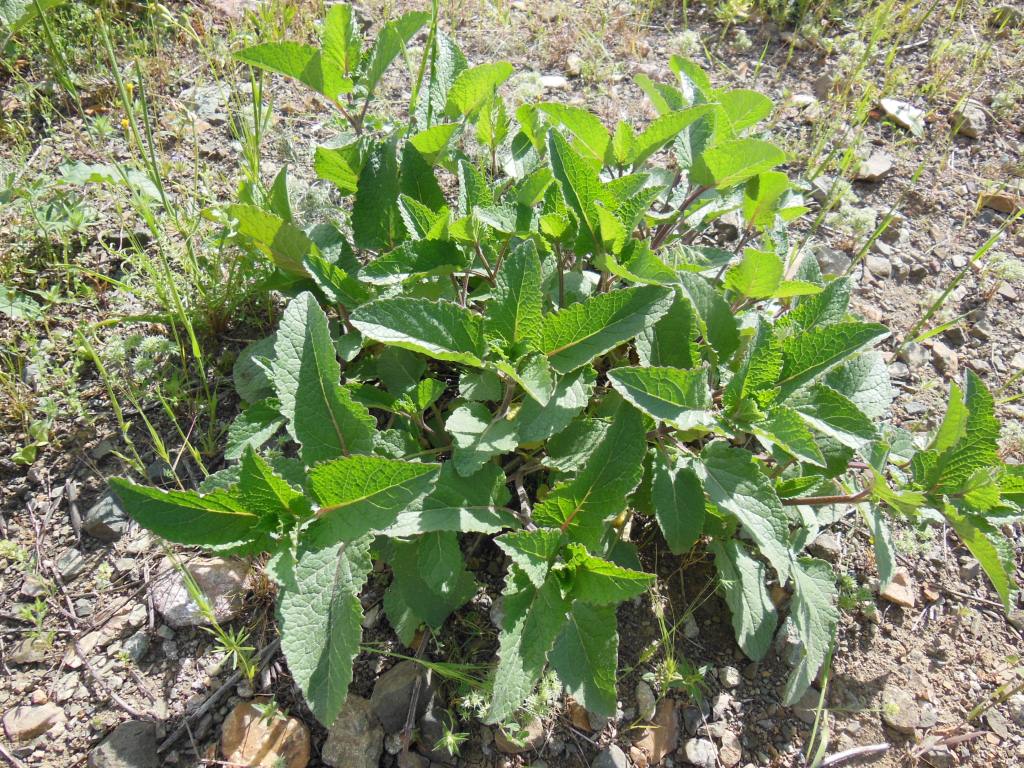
(109, 2, 1020, 734)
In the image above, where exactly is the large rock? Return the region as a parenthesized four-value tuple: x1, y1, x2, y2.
(369, 661, 434, 733)
(634, 699, 678, 764)
(150, 556, 249, 628)
(88, 720, 159, 768)
(952, 100, 987, 138)
(881, 685, 921, 734)
(718, 730, 743, 767)
(220, 701, 309, 768)
(83, 494, 129, 541)
(322, 695, 383, 768)
(682, 738, 716, 768)
(592, 744, 629, 768)
(3, 703, 66, 742)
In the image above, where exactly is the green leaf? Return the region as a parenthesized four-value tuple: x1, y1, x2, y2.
(675, 272, 740, 360)
(742, 171, 791, 228)
(538, 103, 610, 167)
(487, 567, 571, 723)
(565, 543, 655, 604)
(351, 140, 402, 250)
(409, 123, 461, 163)
(777, 322, 889, 398)
(235, 42, 350, 101)
(314, 145, 360, 194)
(384, 532, 476, 642)
(446, 402, 519, 477)
(790, 384, 878, 452)
(724, 248, 821, 300)
(497, 352, 555, 406)
(225, 400, 285, 460)
(307, 455, 439, 545)
(694, 138, 787, 189)
(386, 463, 516, 536)
(532, 404, 646, 548)
(864, 504, 896, 588)
(360, 11, 429, 95)
(496, 528, 565, 588)
(636, 295, 699, 369)
(362, 240, 464, 285)
(650, 452, 705, 554)
(271, 293, 376, 464)
(716, 89, 773, 134)
(711, 539, 778, 661)
(608, 365, 710, 428)
(697, 441, 792, 580)
(486, 240, 545, 353)
(351, 297, 486, 366)
(1, 0, 66, 33)
(233, 334, 276, 403)
(753, 407, 827, 467)
(322, 2, 361, 77)
(547, 129, 606, 249)
(445, 62, 513, 117)
(108, 478, 261, 547)
(931, 371, 1000, 492)
(629, 106, 715, 166)
(228, 204, 315, 277)
(549, 602, 619, 716)
(272, 536, 372, 726)
(517, 366, 598, 444)
(943, 506, 1015, 609)
(782, 558, 838, 705)
(542, 285, 674, 374)
(236, 447, 312, 524)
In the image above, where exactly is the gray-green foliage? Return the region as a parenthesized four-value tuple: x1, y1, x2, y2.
(110, 3, 1020, 730)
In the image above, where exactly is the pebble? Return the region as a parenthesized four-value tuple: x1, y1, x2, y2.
(855, 151, 894, 182)
(220, 701, 310, 768)
(865, 254, 893, 279)
(87, 720, 159, 768)
(636, 680, 658, 721)
(881, 684, 921, 734)
(56, 549, 87, 582)
(880, 568, 916, 607)
(369, 661, 433, 734)
(83, 494, 129, 541)
(3, 703, 66, 742)
(9, 637, 49, 665)
(931, 340, 958, 375)
(566, 53, 583, 77)
(792, 687, 821, 726)
(150, 557, 249, 628)
(591, 744, 628, 768)
(952, 100, 987, 138)
(540, 75, 569, 90)
(808, 533, 841, 563)
(718, 666, 741, 689)
(719, 730, 743, 767)
(812, 244, 851, 276)
(711, 692, 732, 721)
(122, 631, 150, 663)
(879, 98, 925, 137)
(682, 738, 717, 768)
(321, 695, 383, 768)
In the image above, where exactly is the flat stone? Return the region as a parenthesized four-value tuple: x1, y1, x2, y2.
(682, 738, 716, 768)
(149, 556, 249, 628)
(881, 685, 920, 734)
(540, 75, 569, 90)
(9, 637, 49, 665)
(634, 699, 678, 764)
(220, 701, 310, 768)
(719, 730, 743, 767)
(56, 548, 87, 582)
(710, 692, 731, 721)
(494, 717, 544, 754)
(1006, 693, 1024, 727)
(718, 666, 741, 689)
(812, 244, 852, 276)
(880, 568, 915, 608)
(88, 720, 159, 768)
(879, 98, 925, 137)
(931, 341, 958, 375)
(322, 695, 383, 768)
(83, 494, 129, 541)
(952, 101, 987, 138)
(636, 680, 657, 721)
(369, 661, 434, 733)
(792, 687, 821, 726)
(865, 254, 893, 279)
(808, 533, 841, 563)
(591, 744, 628, 768)
(855, 151, 894, 182)
(3, 703, 66, 742)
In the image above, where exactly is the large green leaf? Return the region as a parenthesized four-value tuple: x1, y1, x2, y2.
(607, 365, 711, 428)
(322, 2, 361, 78)
(753, 407, 827, 467)
(541, 285, 674, 374)
(549, 602, 619, 716)
(306, 455, 439, 544)
(547, 129, 606, 248)
(697, 441, 792, 580)
(228, 204, 315, 277)
(271, 293, 375, 464)
(694, 138, 787, 188)
(565, 544, 655, 604)
(776, 322, 889, 398)
(930, 371, 1000, 492)
(485, 241, 545, 353)
(446, 402, 519, 477)
(782, 558, 838, 705)
(351, 297, 486, 366)
(496, 528, 565, 588)
(517, 366, 598, 444)
(650, 451, 705, 554)
(271, 536, 372, 726)
(532, 404, 646, 548)
(445, 62, 513, 117)
(225, 399, 285, 460)
(711, 539, 777, 661)
(235, 42, 350, 101)
(790, 384, 877, 452)
(635, 295, 699, 369)
(538, 103, 610, 167)
(351, 140, 402, 250)
(628, 106, 715, 166)
(675, 272, 740, 360)
(385, 463, 516, 536)
(361, 240, 465, 285)
(360, 11, 429, 95)
(724, 248, 820, 300)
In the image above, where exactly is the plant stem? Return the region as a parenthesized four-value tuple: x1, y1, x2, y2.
(782, 487, 872, 507)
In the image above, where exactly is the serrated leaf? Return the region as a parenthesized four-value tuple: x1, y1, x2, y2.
(409, 122, 461, 163)
(307, 456, 439, 544)
(486, 240, 545, 353)
(351, 140, 402, 250)
(314, 145, 360, 194)
(782, 558, 838, 705)
(780, 276, 851, 332)
(607, 365, 711, 428)
(532, 404, 645, 547)
(743, 171, 791, 229)
(547, 129, 605, 249)
(446, 402, 519, 477)
(753, 407, 827, 467)
(233, 333, 277, 403)
(676, 272, 740, 360)
(235, 42, 350, 101)
(777, 322, 889, 398)
(496, 528, 565, 588)
(272, 536, 372, 726)
(694, 138, 787, 189)
(517, 366, 597, 444)
(650, 452, 705, 554)
(711, 539, 778, 661)
(943, 506, 1015, 609)
(497, 352, 555, 406)
(362, 240, 464, 284)
(361, 11, 429, 95)
(931, 371, 1000, 492)
(237, 447, 312, 523)
(629, 106, 715, 166)
(697, 441, 792, 580)
(538, 103, 610, 167)
(565, 543, 655, 604)
(542, 285, 674, 374)
(716, 89, 773, 134)
(549, 602, 618, 716)
(790, 383, 878, 452)
(635, 295, 699, 369)
(386, 463, 516, 536)
(271, 293, 376, 464)
(228, 204, 314, 277)
(351, 297, 486, 366)
(322, 2, 361, 77)
(445, 62, 513, 117)
(225, 400, 285, 460)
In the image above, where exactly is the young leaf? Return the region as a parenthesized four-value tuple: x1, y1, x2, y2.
(496, 528, 565, 588)
(930, 371, 1000, 492)
(789, 384, 878, 452)
(776, 322, 889, 398)
(710, 539, 778, 661)
(693, 138, 786, 188)
(409, 123, 461, 164)
(322, 2, 361, 77)
(271, 536, 372, 726)
(650, 452, 705, 554)
(782, 558, 838, 706)
(351, 297, 486, 367)
(517, 366, 598, 444)
(541, 285, 674, 374)
(538, 103, 610, 167)
(675, 272, 740, 360)
(629, 106, 715, 166)
(236, 446, 311, 524)
(360, 11, 429, 96)
(235, 42, 350, 101)
(225, 399, 285, 460)
(271, 293, 376, 464)
(228, 204, 315, 278)
(446, 402, 519, 477)
(444, 62, 513, 117)
(607, 365, 711, 428)
(697, 441, 792, 580)
(863, 504, 896, 588)
(943, 506, 1015, 609)
(351, 140, 402, 250)
(547, 129, 606, 249)
(753, 407, 827, 467)
(549, 602, 619, 716)
(716, 89, 773, 134)
(485, 240, 545, 353)
(565, 544, 655, 604)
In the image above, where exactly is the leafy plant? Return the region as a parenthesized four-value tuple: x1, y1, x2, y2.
(110, 3, 1020, 733)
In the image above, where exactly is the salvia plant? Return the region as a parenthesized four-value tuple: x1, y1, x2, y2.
(111, 3, 1021, 732)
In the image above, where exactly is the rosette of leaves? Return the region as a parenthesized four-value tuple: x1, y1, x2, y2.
(110, 5, 1019, 731)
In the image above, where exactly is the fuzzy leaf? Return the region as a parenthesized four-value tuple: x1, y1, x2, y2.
(446, 402, 519, 477)
(782, 558, 838, 705)
(777, 322, 889, 398)
(549, 602, 619, 716)
(445, 62, 513, 117)
(711, 539, 777, 661)
(386, 463, 516, 536)
(650, 452, 705, 554)
(517, 366, 598, 444)
(235, 42, 350, 101)
(607, 365, 711, 428)
(485, 240, 545, 353)
(496, 528, 565, 588)
(225, 399, 285, 460)
(351, 297, 486, 366)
